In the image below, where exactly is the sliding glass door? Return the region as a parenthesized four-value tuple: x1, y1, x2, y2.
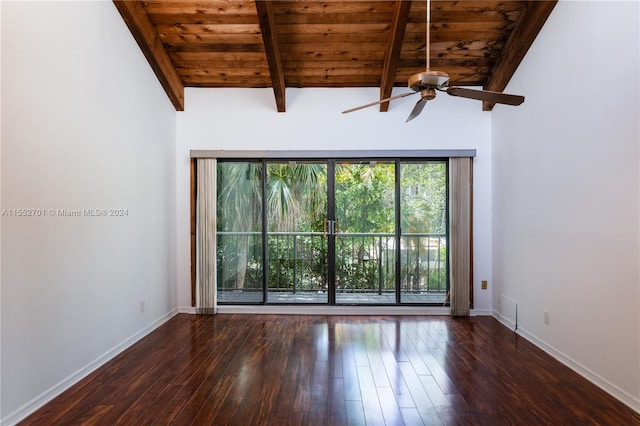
(399, 162, 448, 303)
(216, 159, 448, 305)
(265, 161, 328, 303)
(334, 161, 396, 304)
(216, 162, 264, 303)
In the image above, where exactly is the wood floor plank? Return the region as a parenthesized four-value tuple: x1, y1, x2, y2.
(379, 348, 416, 409)
(377, 385, 405, 426)
(327, 377, 348, 425)
(418, 374, 449, 410)
(356, 365, 385, 424)
(344, 399, 366, 425)
(366, 352, 392, 389)
(19, 315, 640, 426)
(377, 323, 418, 410)
(397, 361, 443, 424)
(400, 407, 424, 425)
(340, 324, 363, 403)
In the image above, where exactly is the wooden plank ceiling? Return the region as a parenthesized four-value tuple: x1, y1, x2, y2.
(114, 0, 557, 112)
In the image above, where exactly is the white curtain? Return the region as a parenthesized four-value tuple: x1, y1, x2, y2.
(449, 157, 473, 317)
(196, 158, 217, 314)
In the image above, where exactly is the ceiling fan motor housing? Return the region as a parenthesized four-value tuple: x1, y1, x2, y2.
(420, 88, 437, 101)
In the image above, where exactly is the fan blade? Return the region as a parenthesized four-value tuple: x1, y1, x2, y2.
(342, 91, 417, 114)
(446, 87, 524, 106)
(406, 98, 428, 122)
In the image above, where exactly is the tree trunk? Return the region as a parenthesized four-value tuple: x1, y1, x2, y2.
(235, 236, 249, 289)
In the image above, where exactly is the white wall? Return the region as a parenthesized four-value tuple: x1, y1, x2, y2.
(177, 86, 494, 312)
(1, 1, 177, 423)
(492, 0, 639, 411)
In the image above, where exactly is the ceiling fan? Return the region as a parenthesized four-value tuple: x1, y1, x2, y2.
(342, 0, 525, 122)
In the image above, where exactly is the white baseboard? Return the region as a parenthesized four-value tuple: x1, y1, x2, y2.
(470, 308, 493, 316)
(492, 314, 640, 415)
(178, 306, 196, 314)
(1, 308, 180, 426)
(492, 309, 517, 331)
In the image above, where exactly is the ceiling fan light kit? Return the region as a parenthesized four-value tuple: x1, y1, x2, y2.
(411, 70, 450, 90)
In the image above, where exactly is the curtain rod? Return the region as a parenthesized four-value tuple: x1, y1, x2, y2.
(190, 149, 476, 159)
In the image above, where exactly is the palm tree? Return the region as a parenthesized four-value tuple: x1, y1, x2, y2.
(266, 163, 326, 231)
(217, 162, 262, 290)
(217, 162, 326, 290)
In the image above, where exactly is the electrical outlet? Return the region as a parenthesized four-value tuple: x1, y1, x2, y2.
(481, 280, 488, 290)
(139, 300, 145, 313)
(544, 311, 550, 325)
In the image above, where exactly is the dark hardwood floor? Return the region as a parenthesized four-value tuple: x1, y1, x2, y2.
(21, 314, 640, 425)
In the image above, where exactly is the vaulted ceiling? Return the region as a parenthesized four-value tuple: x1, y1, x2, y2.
(113, 1, 557, 112)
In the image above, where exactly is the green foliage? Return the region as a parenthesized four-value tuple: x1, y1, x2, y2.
(268, 234, 327, 291)
(216, 162, 327, 232)
(335, 163, 395, 233)
(216, 161, 448, 295)
(266, 163, 326, 232)
(400, 162, 447, 234)
(217, 162, 262, 232)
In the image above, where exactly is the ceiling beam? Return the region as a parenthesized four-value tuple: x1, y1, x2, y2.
(379, 0, 412, 112)
(482, 0, 557, 111)
(113, 1, 184, 111)
(255, 0, 286, 112)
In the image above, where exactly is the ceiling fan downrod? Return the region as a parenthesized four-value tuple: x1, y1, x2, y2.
(412, 0, 449, 91)
(426, 0, 431, 72)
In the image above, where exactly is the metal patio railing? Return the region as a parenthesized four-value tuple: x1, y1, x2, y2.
(217, 231, 447, 297)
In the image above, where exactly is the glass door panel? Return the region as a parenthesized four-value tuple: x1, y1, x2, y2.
(215, 158, 449, 306)
(216, 161, 264, 303)
(399, 161, 448, 304)
(265, 161, 328, 303)
(334, 161, 396, 304)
